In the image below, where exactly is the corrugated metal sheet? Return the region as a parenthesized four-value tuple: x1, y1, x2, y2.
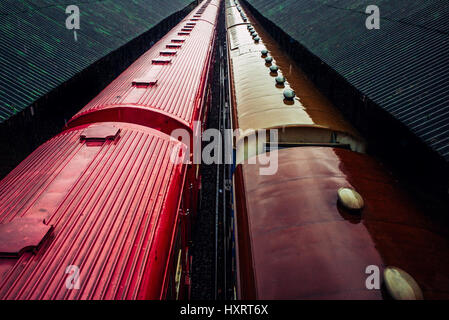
(0, 0, 192, 123)
(68, 0, 219, 131)
(245, 0, 449, 161)
(0, 122, 187, 299)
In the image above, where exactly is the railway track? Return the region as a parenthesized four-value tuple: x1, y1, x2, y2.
(191, 2, 234, 299)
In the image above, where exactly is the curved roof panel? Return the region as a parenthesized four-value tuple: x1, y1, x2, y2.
(67, 0, 219, 132)
(0, 122, 187, 299)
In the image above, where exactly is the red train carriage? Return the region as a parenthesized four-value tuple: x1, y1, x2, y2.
(0, 0, 220, 300)
(67, 0, 219, 138)
(66, 0, 220, 218)
(233, 147, 449, 299)
(0, 123, 190, 299)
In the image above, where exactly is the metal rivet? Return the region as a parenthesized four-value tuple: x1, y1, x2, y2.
(384, 267, 423, 300)
(275, 75, 285, 84)
(337, 187, 364, 210)
(270, 65, 279, 72)
(265, 56, 273, 63)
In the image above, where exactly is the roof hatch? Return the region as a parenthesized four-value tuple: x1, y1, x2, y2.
(0, 214, 53, 258)
(80, 125, 121, 141)
(132, 65, 162, 87)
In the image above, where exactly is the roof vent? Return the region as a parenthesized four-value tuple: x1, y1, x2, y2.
(275, 75, 285, 84)
(132, 78, 158, 87)
(261, 49, 268, 56)
(160, 49, 177, 55)
(265, 56, 273, 63)
(270, 65, 279, 73)
(178, 32, 190, 36)
(152, 57, 172, 64)
(384, 267, 423, 300)
(80, 125, 121, 141)
(337, 187, 364, 211)
(186, 22, 196, 26)
(254, 37, 260, 42)
(167, 43, 182, 48)
(171, 37, 185, 43)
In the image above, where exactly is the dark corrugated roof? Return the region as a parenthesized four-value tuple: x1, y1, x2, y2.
(0, 0, 192, 123)
(246, 0, 449, 161)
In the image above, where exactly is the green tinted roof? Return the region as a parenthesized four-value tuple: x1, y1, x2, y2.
(247, 0, 449, 161)
(0, 0, 191, 122)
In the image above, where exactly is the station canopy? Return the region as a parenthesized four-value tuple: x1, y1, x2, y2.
(0, 0, 191, 123)
(246, 0, 449, 161)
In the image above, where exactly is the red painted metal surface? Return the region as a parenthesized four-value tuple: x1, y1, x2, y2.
(0, 214, 52, 258)
(0, 122, 188, 299)
(234, 147, 449, 299)
(67, 0, 220, 135)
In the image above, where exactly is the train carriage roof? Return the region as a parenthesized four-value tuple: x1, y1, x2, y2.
(226, 1, 365, 162)
(0, 122, 187, 299)
(233, 147, 449, 299)
(67, 0, 219, 133)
